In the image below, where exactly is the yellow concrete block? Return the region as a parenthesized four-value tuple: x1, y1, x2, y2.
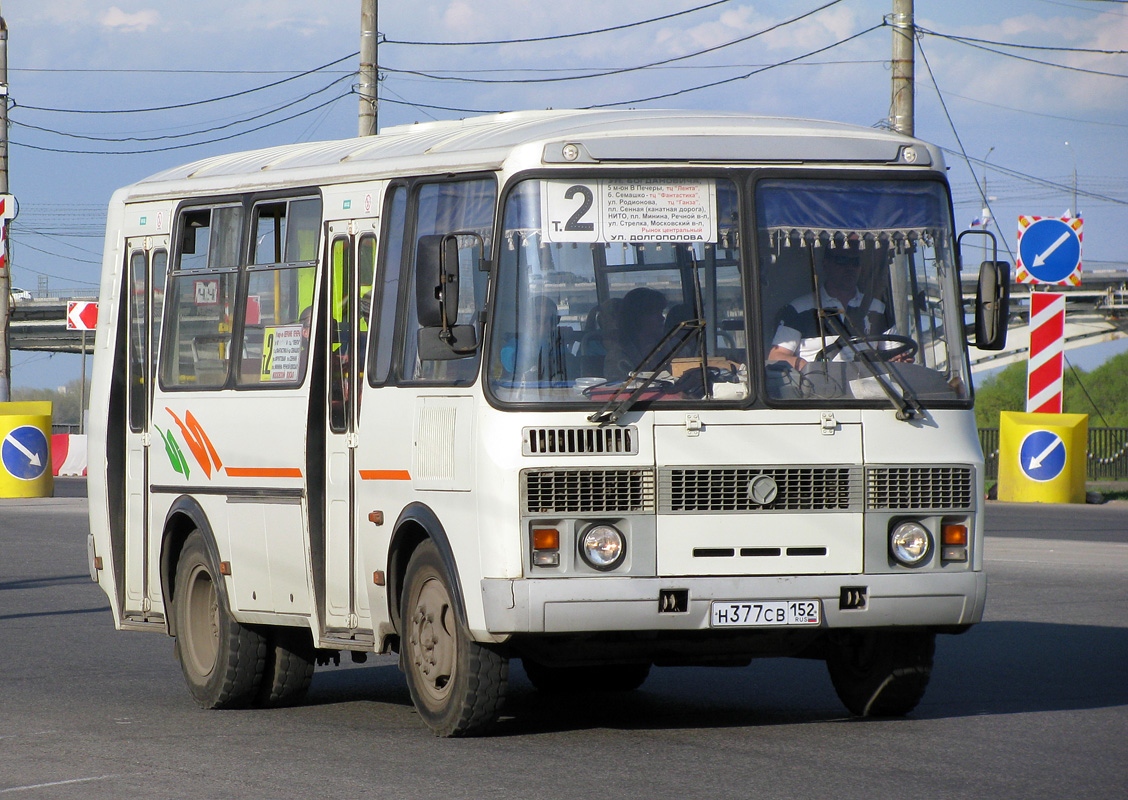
(997, 411, 1088, 504)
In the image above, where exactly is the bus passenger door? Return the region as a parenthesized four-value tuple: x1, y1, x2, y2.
(123, 235, 169, 623)
(322, 220, 377, 638)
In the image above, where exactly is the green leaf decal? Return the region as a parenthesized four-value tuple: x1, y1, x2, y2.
(155, 425, 190, 480)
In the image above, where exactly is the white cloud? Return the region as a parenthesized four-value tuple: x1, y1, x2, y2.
(100, 7, 160, 33)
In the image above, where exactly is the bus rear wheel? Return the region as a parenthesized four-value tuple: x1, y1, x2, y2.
(400, 541, 508, 737)
(825, 630, 935, 717)
(256, 626, 316, 708)
(173, 531, 266, 709)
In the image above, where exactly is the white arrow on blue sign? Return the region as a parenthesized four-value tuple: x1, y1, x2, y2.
(2, 425, 50, 481)
(1018, 218, 1082, 284)
(1018, 429, 1067, 483)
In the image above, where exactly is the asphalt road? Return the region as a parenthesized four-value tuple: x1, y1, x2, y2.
(1, 492, 1126, 799)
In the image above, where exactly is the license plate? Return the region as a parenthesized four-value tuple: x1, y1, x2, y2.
(710, 599, 821, 627)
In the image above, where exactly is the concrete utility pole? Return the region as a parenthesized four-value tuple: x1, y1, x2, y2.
(890, 0, 914, 137)
(358, 0, 378, 136)
(0, 4, 10, 402)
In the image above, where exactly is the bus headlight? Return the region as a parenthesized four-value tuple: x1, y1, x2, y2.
(890, 521, 931, 566)
(579, 524, 626, 571)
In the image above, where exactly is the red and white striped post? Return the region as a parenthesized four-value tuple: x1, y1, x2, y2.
(1026, 292, 1065, 413)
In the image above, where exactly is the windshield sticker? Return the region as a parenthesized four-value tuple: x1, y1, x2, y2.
(541, 179, 717, 244)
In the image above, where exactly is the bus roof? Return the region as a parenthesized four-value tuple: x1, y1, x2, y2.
(125, 109, 937, 201)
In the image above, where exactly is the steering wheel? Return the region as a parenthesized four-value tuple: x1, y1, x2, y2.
(834, 334, 917, 361)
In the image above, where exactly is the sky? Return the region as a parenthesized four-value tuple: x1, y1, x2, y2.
(4, 0, 1127, 389)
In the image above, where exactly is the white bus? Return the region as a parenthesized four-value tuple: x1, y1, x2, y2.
(87, 109, 1009, 736)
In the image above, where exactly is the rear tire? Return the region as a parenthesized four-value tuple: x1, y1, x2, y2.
(256, 626, 316, 708)
(523, 660, 651, 694)
(173, 531, 265, 709)
(400, 541, 508, 737)
(826, 630, 935, 717)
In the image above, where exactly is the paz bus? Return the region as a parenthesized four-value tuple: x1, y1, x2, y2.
(87, 109, 1009, 736)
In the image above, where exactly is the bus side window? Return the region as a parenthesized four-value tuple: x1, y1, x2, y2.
(370, 185, 407, 385)
(400, 178, 495, 384)
(161, 205, 243, 388)
(238, 197, 321, 387)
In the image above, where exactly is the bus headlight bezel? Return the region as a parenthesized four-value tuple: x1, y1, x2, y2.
(578, 524, 627, 572)
(890, 521, 932, 567)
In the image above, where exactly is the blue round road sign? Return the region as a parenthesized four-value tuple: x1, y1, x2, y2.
(1, 425, 50, 481)
(1018, 429, 1067, 483)
(1018, 218, 1081, 284)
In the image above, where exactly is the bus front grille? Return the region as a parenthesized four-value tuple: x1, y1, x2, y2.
(522, 468, 655, 514)
(659, 466, 862, 513)
(523, 425, 639, 456)
(866, 466, 975, 510)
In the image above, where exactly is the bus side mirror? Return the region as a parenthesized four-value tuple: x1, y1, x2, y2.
(973, 260, 1011, 350)
(416, 234, 460, 327)
(415, 232, 478, 360)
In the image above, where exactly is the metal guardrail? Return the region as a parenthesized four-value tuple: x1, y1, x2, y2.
(978, 427, 1128, 482)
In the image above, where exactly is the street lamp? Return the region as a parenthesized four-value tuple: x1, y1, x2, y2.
(1064, 141, 1079, 219)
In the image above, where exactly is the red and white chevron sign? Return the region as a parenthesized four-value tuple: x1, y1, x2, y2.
(1027, 292, 1065, 414)
(0, 195, 12, 274)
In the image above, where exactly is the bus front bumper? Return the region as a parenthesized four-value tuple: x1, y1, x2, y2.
(480, 571, 986, 634)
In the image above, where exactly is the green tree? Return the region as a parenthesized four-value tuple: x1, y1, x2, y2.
(973, 350, 1128, 429)
(12, 379, 85, 428)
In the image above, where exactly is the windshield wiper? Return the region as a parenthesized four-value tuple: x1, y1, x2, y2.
(587, 318, 703, 425)
(821, 314, 923, 421)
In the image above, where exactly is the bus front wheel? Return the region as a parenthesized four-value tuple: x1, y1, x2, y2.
(173, 530, 266, 709)
(400, 540, 508, 736)
(825, 630, 935, 717)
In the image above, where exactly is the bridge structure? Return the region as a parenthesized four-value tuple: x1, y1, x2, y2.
(8, 268, 1128, 366)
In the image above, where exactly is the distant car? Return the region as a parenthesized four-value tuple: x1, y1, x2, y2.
(9, 287, 32, 302)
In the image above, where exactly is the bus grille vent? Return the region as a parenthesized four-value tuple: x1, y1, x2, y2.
(523, 468, 655, 514)
(866, 466, 974, 510)
(523, 426, 638, 456)
(660, 466, 861, 513)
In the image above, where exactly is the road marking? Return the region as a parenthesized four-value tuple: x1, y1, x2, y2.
(0, 776, 120, 793)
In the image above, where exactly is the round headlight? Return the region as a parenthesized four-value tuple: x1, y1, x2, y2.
(579, 524, 626, 571)
(890, 521, 932, 566)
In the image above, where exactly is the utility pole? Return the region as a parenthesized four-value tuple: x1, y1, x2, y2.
(358, 0, 378, 137)
(890, 0, 914, 137)
(0, 4, 10, 402)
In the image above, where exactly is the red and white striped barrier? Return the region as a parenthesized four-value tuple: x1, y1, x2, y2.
(51, 434, 88, 477)
(1026, 292, 1065, 414)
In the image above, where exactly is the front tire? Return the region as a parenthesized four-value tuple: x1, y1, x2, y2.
(826, 630, 935, 717)
(173, 531, 266, 709)
(400, 541, 508, 737)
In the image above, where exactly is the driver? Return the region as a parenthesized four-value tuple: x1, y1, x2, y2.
(767, 244, 906, 369)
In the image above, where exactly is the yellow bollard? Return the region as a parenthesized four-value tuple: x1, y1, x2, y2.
(0, 401, 54, 498)
(997, 411, 1088, 504)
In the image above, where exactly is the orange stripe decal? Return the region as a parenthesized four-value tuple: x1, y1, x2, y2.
(359, 469, 412, 481)
(224, 467, 304, 478)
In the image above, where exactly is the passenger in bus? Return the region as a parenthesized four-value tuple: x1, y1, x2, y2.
(767, 245, 904, 369)
(578, 297, 622, 376)
(500, 295, 569, 383)
(604, 287, 668, 380)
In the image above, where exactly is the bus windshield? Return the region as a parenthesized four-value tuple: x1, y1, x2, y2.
(758, 178, 970, 406)
(489, 177, 749, 405)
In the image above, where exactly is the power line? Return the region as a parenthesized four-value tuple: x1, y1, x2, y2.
(382, 0, 739, 46)
(584, 23, 883, 108)
(14, 52, 359, 115)
(10, 91, 352, 156)
(921, 30, 1127, 55)
(381, 0, 847, 86)
(918, 28, 1128, 80)
(10, 74, 354, 143)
